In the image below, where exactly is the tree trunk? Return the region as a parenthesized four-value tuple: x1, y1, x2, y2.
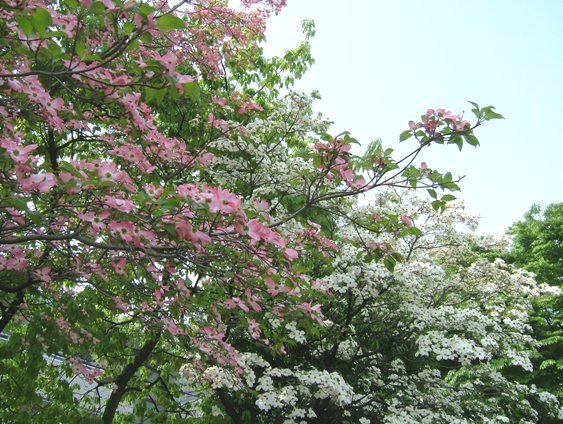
(102, 333, 160, 423)
(0, 290, 24, 333)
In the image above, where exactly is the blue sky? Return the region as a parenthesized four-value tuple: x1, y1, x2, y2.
(263, 0, 563, 235)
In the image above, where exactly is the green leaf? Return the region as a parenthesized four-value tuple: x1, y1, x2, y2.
(30, 7, 52, 35)
(312, 156, 322, 169)
(427, 189, 437, 199)
(138, 3, 155, 16)
(4, 197, 28, 211)
(431, 200, 444, 213)
(123, 22, 135, 35)
(89, 1, 105, 15)
(126, 38, 139, 53)
(403, 165, 419, 179)
(442, 181, 460, 191)
(74, 38, 86, 58)
(482, 107, 504, 120)
(158, 198, 181, 212)
(320, 132, 333, 142)
(26, 212, 43, 225)
(383, 256, 396, 272)
(441, 194, 457, 202)
(343, 135, 360, 145)
(399, 130, 412, 142)
(467, 100, 480, 118)
(15, 16, 34, 37)
(144, 87, 167, 105)
(156, 14, 185, 32)
(183, 81, 200, 102)
(133, 192, 150, 205)
(140, 32, 153, 44)
(45, 40, 63, 59)
(390, 251, 404, 262)
(463, 133, 480, 147)
(539, 359, 557, 370)
(489, 111, 504, 119)
(405, 227, 423, 237)
(448, 135, 463, 151)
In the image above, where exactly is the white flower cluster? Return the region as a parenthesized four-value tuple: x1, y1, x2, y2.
(317, 243, 391, 296)
(205, 92, 326, 203)
(253, 367, 354, 415)
(285, 321, 306, 344)
(237, 352, 269, 387)
(336, 338, 359, 360)
(202, 366, 238, 390)
(416, 331, 488, 365)
(232, 349, 358, 421)
(295, 369, 354, 405)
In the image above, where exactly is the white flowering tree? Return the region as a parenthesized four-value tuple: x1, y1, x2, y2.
(189, 194, 561, 423)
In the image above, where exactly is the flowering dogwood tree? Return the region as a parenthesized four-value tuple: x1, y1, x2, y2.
(0, 0, 529, 423)
(190, 193, 561, 423)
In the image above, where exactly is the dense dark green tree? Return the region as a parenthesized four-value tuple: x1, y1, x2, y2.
(508, 203, 563, 285)
(506, 203, 563, 398)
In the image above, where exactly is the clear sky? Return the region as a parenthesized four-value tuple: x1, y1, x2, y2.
(262, 0, 563, 235)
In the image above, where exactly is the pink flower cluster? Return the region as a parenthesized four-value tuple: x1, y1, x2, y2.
(314, 139, 365, 188)
(0, 245, 28, 272)
(69, 355, 103, 384)
(296, 220, 339, 257)
(408, 108, 470, 135)
(0, 135, 37, 163)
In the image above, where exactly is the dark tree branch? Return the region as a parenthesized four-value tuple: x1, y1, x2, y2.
(102, 333, 161, 424)
(0, 289, 24, 333)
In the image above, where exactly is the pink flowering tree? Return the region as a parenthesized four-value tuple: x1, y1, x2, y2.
(0, 0, 508, 422)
